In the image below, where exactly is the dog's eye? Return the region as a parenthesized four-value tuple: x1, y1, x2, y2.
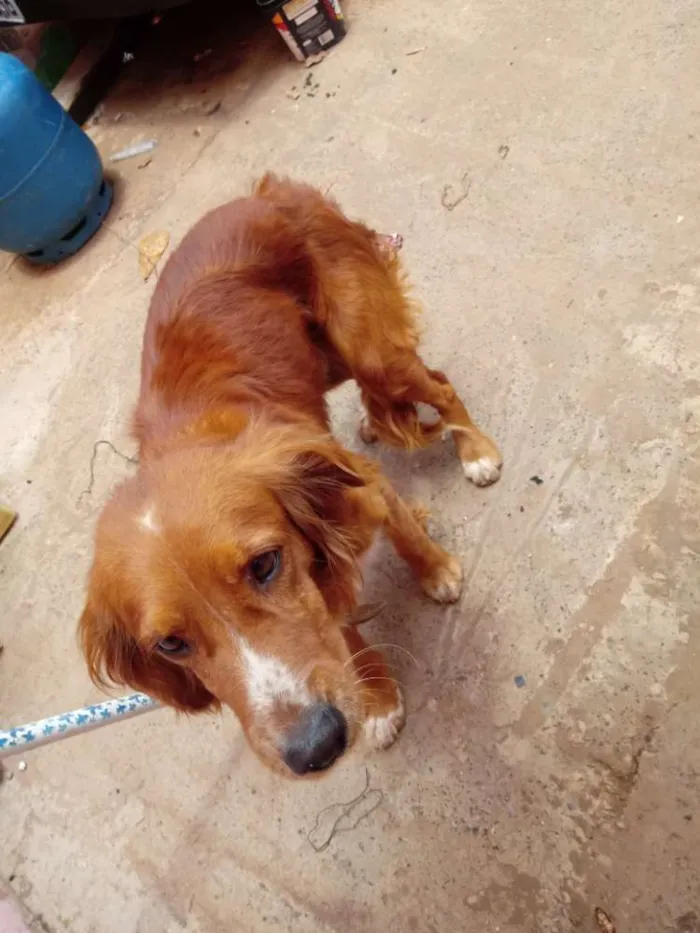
(249, 549, 282, 587)
(155, 636, 191, 658)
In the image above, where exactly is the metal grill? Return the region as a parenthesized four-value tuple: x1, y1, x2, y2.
(0, 0, 25, 25)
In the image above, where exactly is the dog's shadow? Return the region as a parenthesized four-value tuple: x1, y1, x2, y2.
(358, 534, 457, 718)
(329, 382, 472, 714)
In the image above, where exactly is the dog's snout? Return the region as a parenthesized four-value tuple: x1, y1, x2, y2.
(283, 703, 347, 775)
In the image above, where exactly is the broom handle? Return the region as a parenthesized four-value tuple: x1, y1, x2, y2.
(0, 693, 159, 761)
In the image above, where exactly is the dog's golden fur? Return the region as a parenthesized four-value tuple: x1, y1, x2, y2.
(79, 174, 502, 775)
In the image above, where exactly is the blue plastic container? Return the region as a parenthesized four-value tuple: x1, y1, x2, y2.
(0, 53, 112, 264)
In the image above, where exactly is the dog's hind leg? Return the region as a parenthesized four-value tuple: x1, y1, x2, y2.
(305, 207, 502, 483)
(357, 347, 503, 486)
(401, 363, 502, 487)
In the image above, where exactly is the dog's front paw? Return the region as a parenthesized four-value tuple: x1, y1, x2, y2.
(462, 455, 502, 487)
(363, 693, 406, 750)
(420, 554, 463, 603)
(459, 435, 503, 487)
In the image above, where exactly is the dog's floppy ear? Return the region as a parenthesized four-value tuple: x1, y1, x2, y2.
(79, 592, 217, 713)
(272, 437, 377, 616)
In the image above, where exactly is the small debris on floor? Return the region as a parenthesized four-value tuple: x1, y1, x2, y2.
(18, 761, 27, 772)
(530, 474, 544, 485)
(307, 768, 384, 852)
(286, 87, 301, 100)
(498, 143, 510, 159)
(514, 675, 527, 688)
(137, 158, 152, 170)
(304, 73, 320, 97)
(138, 231, 170, 281)
(305, 52, 326, 68)
(391, 67, 398, 74)
(441, 172, 471, 211)
(406, 47, 426, 56)
(88, 103, 104, 127)
(0, 505, 17, 544)
(376, 231, 404, 261)
(594, 907, 615, 933)
(203, 100, 221, 116)
(111, 139, 157, 162)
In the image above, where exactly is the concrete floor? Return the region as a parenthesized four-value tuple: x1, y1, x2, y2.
(1, 0, 699, 930)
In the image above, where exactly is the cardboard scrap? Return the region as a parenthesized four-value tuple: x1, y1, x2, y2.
(0, 505, 17, 545)
(138, 231, 170, 281)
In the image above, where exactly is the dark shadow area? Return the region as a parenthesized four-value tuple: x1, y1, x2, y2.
(71, 1, 288, 126)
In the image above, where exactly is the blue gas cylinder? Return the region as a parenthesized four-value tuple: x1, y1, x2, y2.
(0, 53, 112, 264)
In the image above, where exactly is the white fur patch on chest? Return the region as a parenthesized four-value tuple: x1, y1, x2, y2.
(138, 505, 160, 534)
(239, 640, 312, 712)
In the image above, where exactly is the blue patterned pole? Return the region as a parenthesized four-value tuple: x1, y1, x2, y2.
(0, 693, 159, 760)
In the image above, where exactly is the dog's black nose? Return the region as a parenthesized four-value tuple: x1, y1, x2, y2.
(283, 703, 347, 775)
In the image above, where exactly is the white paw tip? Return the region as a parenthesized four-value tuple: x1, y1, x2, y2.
(462, 456, 502, 487)
(421, 557, 463, 603)
(363, 696, 406, 750)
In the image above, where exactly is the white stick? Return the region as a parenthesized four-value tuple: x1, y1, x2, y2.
(111, 139, 157, 162)
(0, 693, 159, 761)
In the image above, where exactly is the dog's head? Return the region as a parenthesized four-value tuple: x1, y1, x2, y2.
(79, 421, 384, 776)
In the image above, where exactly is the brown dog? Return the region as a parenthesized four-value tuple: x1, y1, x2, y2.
(79, 174, 502, 776)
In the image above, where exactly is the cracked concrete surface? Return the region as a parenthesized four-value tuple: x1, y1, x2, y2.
(1, 0, 699, 930)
